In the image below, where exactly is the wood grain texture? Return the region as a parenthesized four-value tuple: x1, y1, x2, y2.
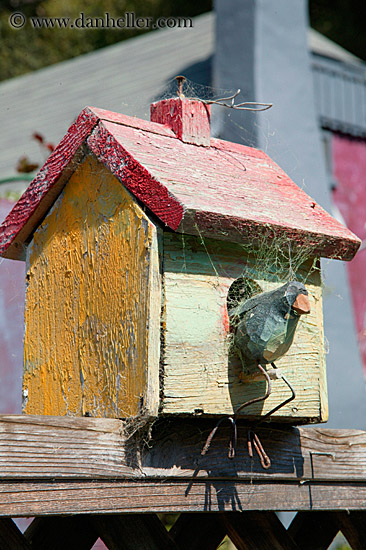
(151, 97, 211, 146)
(2, 480, 366, 516)
(162, 233, 327, 422)
(1, 416, 366, 482)
(0, 415, 131, 479)
(23, 156, 161, 418)
(0, 416, 366, 515)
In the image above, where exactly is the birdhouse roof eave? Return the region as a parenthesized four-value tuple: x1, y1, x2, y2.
(0, 105, 361, 261)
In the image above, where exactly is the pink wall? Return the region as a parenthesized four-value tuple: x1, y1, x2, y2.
(332, 134, 366, 373)
(0, 200, 25, 413)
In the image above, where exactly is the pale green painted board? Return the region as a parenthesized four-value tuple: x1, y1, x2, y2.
(161, 233, 327, 423)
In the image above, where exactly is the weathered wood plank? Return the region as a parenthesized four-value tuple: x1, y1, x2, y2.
(23, 155, 161, 418)
(224, 511, 301, 550)
(0, 518, 31, 549)
(287, 511, 339, 550)
(0, 415, 132, 478)
(92, 514, 178, 550)
(143, 421, 366, 481)
(24, 516, 98, 550)
(169, 513, 226, 549)
(0, 417, 366, 515)
(162, 233, 327, 422)
(1, 480, 366, 516)
(21, 417, 366, 479)
(1, 416, 366, 483)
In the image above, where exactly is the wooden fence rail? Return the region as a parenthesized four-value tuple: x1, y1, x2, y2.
(1, 415, 366, 513)
(1, 415, 366, 548)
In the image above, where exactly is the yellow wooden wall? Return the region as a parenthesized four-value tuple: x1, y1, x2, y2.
(23, 155, 161, 418)
(162, 233, 327, 423)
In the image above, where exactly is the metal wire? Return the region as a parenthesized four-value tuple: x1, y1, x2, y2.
(174, 76, 272, 111)
(204, 89, 273, 111)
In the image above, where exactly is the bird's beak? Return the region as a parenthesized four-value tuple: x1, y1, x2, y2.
(293, 293, 311, 315)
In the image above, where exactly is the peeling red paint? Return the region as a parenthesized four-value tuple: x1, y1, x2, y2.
(87, 105, 175, 138)
(0, 104, 360, 262)
(151, 97, 211, 146)
(221, 303, 230, 335)
(87, 122, 184, 231)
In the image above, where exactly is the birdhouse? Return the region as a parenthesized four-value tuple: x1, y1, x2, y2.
(0, 97, 359, 425)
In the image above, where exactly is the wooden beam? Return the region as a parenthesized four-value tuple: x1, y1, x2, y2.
(92, 514, 178, 550)
(24, 516, 99, 549)
(1, 480, 366, 516)
(288, 511, 339, 550)
(169, 513, 226, 549)
(336, 511, 366, 550)
(0, 519, 31, 549)
(224, 511, 300, 550)
(0, 415, 133, 479)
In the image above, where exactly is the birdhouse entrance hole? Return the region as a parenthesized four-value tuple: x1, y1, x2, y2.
(227, 277, 262, 315)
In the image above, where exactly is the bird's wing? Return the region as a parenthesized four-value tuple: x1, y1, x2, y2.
(245, 301, 283, 343)
(234, 284, 287, 318)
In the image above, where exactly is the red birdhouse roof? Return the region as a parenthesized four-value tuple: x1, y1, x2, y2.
(0, 101, 360, 261)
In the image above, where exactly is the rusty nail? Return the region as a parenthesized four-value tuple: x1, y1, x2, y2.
(175, 75, 186, 97)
